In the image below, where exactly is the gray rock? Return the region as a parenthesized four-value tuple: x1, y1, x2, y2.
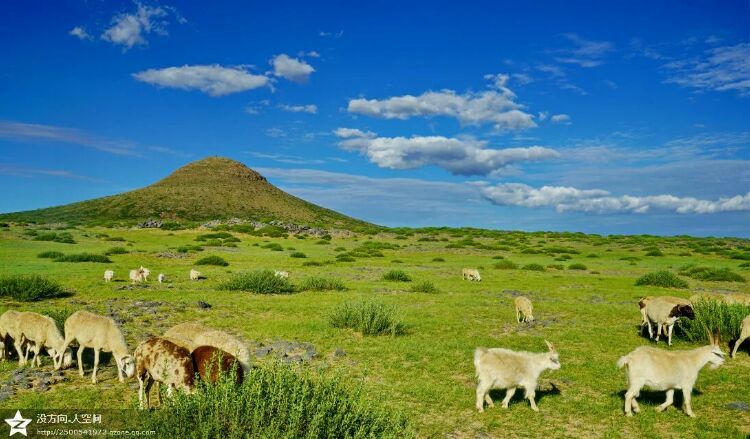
(138, 219, 163, 229)
(197, 301, 212, 309)
(333, 348, 346, 358)
(727, 401, 749, 411)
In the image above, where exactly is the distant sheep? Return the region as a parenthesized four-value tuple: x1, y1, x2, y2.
(462, 268, 481, 282)
(59, 310, 135, 384)
(158, 273, 166, 284)
(192, 346, 243, 384)
(164, 322, 251, 373)
(17, 312, 73, 369)
(730, 315, 750, 358)
(135, 337, 195, 409)
(618, 330, 725, 417)
(643, 299, 694, 346)
(274, 270, 289, 279)
(474, 340, 560, 412)
(104, 270, 114, 282)
(129, 269, 145, 284)
(190, 269, 201, 281)
(140, 266, 151, 282)
(514, 296, 534, 323)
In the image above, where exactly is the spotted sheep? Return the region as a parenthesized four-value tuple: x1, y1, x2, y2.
(135, 337, 195, 409)
(730, 315, 750, 358)
(618, 330, 725, 417)
(514, 296, 534, 323)
(462, 268, 481, 282)
(164, 322, 251, 373)
(643, 298, 694, 346)
(192, 345, 243, 384)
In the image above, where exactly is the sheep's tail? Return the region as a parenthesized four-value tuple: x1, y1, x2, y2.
(616, 355, 629, 370)
(474, 347, 487, 373)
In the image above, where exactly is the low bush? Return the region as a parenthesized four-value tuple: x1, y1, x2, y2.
(219, 270, 294, 294)
(329, 300, 407, 336)
(0, 275, 67, 301)
(391, 259, 403, 264)
(33, 232, 75, 244)
(522, 263, 545, 272)
(645, 249, 664, 257)
(302, 260, 324, 267)
(104, 246, 128, 255)
(54, 253, 111, 263)
(289, 251, 307, 259)
(37, 251, 65, 259)
(431, 257, 445, 262)
(547, 264, 564, 270)
(494, 260, 518, 270)
(262, 243, 284, 252)
(635, 271, 688, 288)
(104, 236, 126, 242)
(196, 255, 230, 266)
(491, 255, 504, 260)
(299, 277, 347, 291)
(568, 263, 588, 270)
(176, 245, 204, 253)
(335, 256, 355, 262)
(382, 270, 411, 282)
(410, 281, 440, 293)
(679, 265, 745, 282)
(678, 299, 750, 343)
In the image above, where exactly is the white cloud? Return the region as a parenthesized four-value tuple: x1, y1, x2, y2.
(481, 182, 750, 214)
(319, 30, 343, 38)
(512, 73, 534, 85)
(69, 26, 92, 40)
(664, 42, 750, 96)
(0, 163, 99, 181)
(538, 111, 549, 121)
(270, 54, 315, 83)
(0, 120, 138, 156)
(279, 104, 317, 114)
(132, 65, 270, 96)
(347, 76, 536, 131)
(551, 114, 571, 124)
(554, 33, 614, 68)
(101, 3, 177, 50)
(334, 128, 559, 176)
(265, 128, 286, 138)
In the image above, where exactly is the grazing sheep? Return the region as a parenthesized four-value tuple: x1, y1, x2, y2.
(104, 270, 114, 282)
(129, 268, 145, 284)
(474, 340, 560, 412)
(17, 312, 73, 369)
(638, 296, 691, 336)
(514, 296, 534, 323)
(192, 345, 243, 384)
(618, 330, 725, 417)
(135, 337, 195, 409)
(158, 273, 166, 284)
(643, 299, 694, 346)
(164, 322, 251, 373)
(140, 266, 151, 282)
(730, 315, 750, 358)
(189, 269, 201, 281)
(274, 270, 289, 279)
(59, 310, 135, 384)
(0, 310, 24, 362)
(462, 268, 481, 282)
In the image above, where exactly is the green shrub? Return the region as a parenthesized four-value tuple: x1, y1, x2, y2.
(431, 257, 445, 262)
(410, 281, 440, 294)
(620, 256, 641, 262)
(104, 246, 128, 255)
(568, 263, 588, 270)
(262, 243, 284, 252)
(679, 265, 745, 282)
(329, 300, 406, 336)
(104, 236, 126, 242)
(547, 264, 564, 270)
(635, 271, 688, 288)
(645, 249, 664, 257)
(142, 363, 412, 439)
(678, 299, 750, 343)
(299, 277, 347, 291)
(494, 260, 518, 270)
(335, 256, 355, 262)
(391, 259, 403, 264)
(40, 307, 74, 332)
(219, 270, 294, 294)
(289, 251, 307, 259)
(302, 260, 324, 267)
(382, 270, 411, 282)
(54, 253, 111, 263)
(586, 254, 599, 258)
(522, 263, 545, 272)
(315, 240, 330, 245)
(0, 275, 66, 301)
(33, 232, 75, 244)
(491, 255, 504, 260)
(177, 245, 203, 253)
(37, 251, 65, 259)
(196, 255, 230, 266)
(740, 262, 750, 268)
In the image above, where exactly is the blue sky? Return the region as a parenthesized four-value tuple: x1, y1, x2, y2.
(1, 0, 748, 236)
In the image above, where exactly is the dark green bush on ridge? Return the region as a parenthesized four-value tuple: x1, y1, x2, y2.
(568, 263, 587, 270)
(678, 265, 745, 282)
(196, 255, 230, 266)
(0, 275, 67, 301)
(289, 251, 307, 258)
(104, 246, 128, 255)
(494, 260, 518, 270)
(54, 253, 111, 263)
(38, 251, 65, 259)
(678, 299, 750, 343)
(635, 271, 688, 288)
(219, 270, 294, 294)
(522, 263, 545, 272)
(382, 270, 411, 282)
(410, 281, 440, 293)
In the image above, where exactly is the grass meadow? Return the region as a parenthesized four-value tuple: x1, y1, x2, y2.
(0, 224, 749, 437)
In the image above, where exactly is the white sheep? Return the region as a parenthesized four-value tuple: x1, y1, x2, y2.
(643, 299, 694, 346)
(618, 330, 725, 417)
(17, 312, 73, 369)
(59, 310, 135, 384)
(462, 268, 481, 282)
(134, 336, 195, 409)
(638, 296, 690, 336)
(140, 266, 151, 282)
(474, 340, 560, 412)
(104, 270, 114, 282)
(129, 269, 144, 284)
(158, 273, 166, 284)
(274, 270, 289, 279)
(164, 322, 251, 373)
(730, 315, 750, 358)
(0, 310, 24, 362)
(190, 269, 201, 281)
(514, 296, 534, 323)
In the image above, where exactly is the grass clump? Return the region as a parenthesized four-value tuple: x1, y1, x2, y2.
(104, 246, 128, 255)
(302, 260, 323, 267)
(678, 265, 745, 282)
(196, 255, 230, 266)
(635, 271, 688, 289)
(568, 263, 588, 270)
(382, 270, 411, 282)
(547, 264, 564, 270)
(262, 243, 284, 251)
(678, 299, 750, 343)
(329, 300, 407, 336)
(289, 251, 307, 258)
(32, 231, 75, 244)
(0, 275, 67, 301)
(219, 270, 294, 294)
(494, 260, 518, 270)
(37, 250, 65, 259)
(522, 263, 545, 272)
(54, 253, 111, 263)
(645, 249, 664, 257)
(431, 257, 445, 262)
(410, 281, 440, 294)
(299, 277, 347, 291)
(142, 363, 412, 439)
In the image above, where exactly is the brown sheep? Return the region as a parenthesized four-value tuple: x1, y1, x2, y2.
(134, 337, 195, 409)
(192, 345, 243, 384)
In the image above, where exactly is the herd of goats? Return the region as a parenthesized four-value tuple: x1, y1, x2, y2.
(0, 265, 747, 417)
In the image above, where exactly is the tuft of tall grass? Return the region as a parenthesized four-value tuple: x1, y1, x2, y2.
(431, 257, 445, 262)
(329, 300, 407, 336)
(53, 253, 111, 263)
(382, 270, 411, 282)
(299, 277, 347, 291)
(219, 270, 294, 294)
(410, 281, 440, 294)
(493, 260, 518, 270)
(104, 246, 128, 255)
(568, 263, 588, 270)
(32, 231, 75, 244)
(635, 271, 688, 288)
(0, 275, 67, 301)
(677, 299, 750, 343)
(522, 263, 545, 272)
(196, 255, 230, 266)
(678, 265, 745, 282)
(37, 251, 65, 259)
(302, 260, 324, 267)
(289, 251, 307, 258)
(262, 243, 284, 251)
(141, 363, 412, 439)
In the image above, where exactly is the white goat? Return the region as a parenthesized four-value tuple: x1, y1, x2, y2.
(157, 273, 166, 284)
(104, 270, 114, 282)
(129, 269, 145, 284)
(59, 311, 135, 383)
(730, 315, 750, 358)
(462, 268, 481, 282)
(643, 299, 694, 346)
(617, 330, 725, 417)
(474, 340, 560, 412)
(189, 269, 201, 281)
(164, 322, 251, 373)
(17, 312, 73, 369)
(514, 296, 534, 323)
(274, 270, 289, 279)
(140, 266, 151, 282)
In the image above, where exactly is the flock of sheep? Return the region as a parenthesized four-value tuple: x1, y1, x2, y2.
(462, 267, 750, 417)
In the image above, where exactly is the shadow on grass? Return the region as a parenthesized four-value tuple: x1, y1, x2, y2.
(487, 382, 561, 408)
(612, 388, 703, 409)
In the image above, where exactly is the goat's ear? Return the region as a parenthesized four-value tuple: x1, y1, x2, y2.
(544, 340, 555, 352)
(715, 328, 721, 346)
(704, 326, 714, 345)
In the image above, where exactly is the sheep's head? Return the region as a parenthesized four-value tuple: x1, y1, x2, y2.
(121, 355, 136, 378)
(544, 340, 561, 371)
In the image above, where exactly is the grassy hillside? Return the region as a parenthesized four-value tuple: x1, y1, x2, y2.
(0, 157, 374, 231)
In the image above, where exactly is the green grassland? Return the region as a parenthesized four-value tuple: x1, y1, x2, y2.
(0, 224, 749, 438)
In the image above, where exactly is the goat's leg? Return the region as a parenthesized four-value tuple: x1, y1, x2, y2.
(57, 338, 72, 371)
(525, 387, 538, 412)
(91, 348, 100, 384)
(646, 320, 653, 339)
(667, 324, 674, 346)
(655, 323, 662, 343)
(501, 387, 516, 409)
(138, 376, 146, 409)
(731, 334, 748, 358)
(77, 344, 85, 377)
(144, 378, 153, 409)
(630, 396, 641, 413)
(483, 391, 494, 408)
(682, 386, 695, 417)
(656, 389, 674, 412)
(14, 340, 25, 365)
(515, 309, 520, 323)
(624, 384, 641, 416)
(475, 380, 491, 412)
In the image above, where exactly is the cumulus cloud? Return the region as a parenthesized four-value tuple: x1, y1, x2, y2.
(481, 182, 750, 214)
(334, 128, 558, 176)
(69, 26, 92, 40)
(664, 43, 750, 95)
(132, 65, 270, 96)
(101, 2, 178, 50)
(347, 76, 536, 131)
(279, 104, 317, 114)
(270, 54, 315, 83)
(551, 114, 571, 123)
